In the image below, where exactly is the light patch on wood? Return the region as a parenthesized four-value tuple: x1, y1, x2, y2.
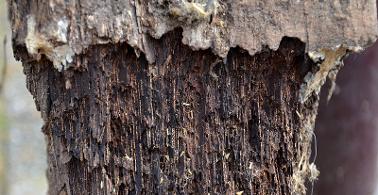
(25, 15, 74, 71)
(291, 161, 319, 194)
(168, 0, 219, 23)
(299, 46, 348, 103)
(308, 163, 320, 182)
(292, 104, 319, 194)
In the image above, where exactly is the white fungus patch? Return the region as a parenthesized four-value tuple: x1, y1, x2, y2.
(308, 51, 325, 63)
(25, 15, 74, 71)
(56, 19, 69, 43)
(168, 0, 220, 23)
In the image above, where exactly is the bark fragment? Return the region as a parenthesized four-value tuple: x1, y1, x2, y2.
(300, 46, 348, 103)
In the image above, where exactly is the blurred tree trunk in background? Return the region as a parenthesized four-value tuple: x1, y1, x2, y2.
(7, 0, 378, 194)
(0, 4, 9, 192)
(315, 42, 378, 195)
(0, 112, 8, 195)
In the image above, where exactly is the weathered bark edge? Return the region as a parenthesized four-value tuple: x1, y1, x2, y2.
(8, 0, 378, 69)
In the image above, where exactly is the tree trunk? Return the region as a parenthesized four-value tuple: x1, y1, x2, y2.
(7, 1, 378, 194)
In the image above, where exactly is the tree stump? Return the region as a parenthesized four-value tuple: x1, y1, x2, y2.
(7, 0, 378, 194)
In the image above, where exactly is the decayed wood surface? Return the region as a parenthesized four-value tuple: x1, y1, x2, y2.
(18, 31, 318, 194)
(7, 0, 378, 194)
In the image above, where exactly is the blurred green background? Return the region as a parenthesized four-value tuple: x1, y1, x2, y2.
(0, 0, 47, 194)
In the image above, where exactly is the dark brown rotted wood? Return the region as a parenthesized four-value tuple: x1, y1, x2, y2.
(18, 30, 315, 194)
